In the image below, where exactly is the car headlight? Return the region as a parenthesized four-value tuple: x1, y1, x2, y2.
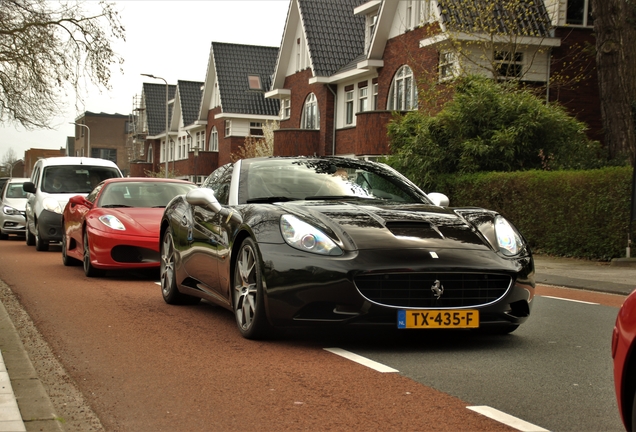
(3, 206, 20, 216)
(42, 197, 62, 214)
(494, 216, 523, 256)
(98, 215, 126, 231)
(280, 214, 342, 256)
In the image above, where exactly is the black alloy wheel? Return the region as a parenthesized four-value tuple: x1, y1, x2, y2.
(160, 227, 200, 305)
(233, 237, 271, 339)
(83, 232, 102, 277)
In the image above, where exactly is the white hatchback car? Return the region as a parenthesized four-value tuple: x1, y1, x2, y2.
(0, 177, 30, 239)
(23, 157, 122, 251)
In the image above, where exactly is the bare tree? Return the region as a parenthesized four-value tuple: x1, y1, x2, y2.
(0, 0, 125, 129)
(591, 0, 636, 166)
(0, 148, 18, 176)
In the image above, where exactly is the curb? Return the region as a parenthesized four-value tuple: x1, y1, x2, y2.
(0, 301, 63, 432)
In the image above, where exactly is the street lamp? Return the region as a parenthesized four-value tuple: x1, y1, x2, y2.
(70, 122, 90, 157)
(141, 73, 169, 178)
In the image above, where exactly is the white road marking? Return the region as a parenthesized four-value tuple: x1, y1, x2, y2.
(324, 348, 399, 373)
(468, 406, 549, 431)
(540, 295, 599, 305)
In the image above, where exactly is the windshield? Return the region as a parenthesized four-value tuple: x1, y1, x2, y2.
(42, 166, 121, 194)
(6, 183, 27, 199)
(99, 182, 196, 208)
(241, 158, 430, 204)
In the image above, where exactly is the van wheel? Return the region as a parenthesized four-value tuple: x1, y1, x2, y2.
(34, 221, 49, 251)
(25, 218, 35, 246)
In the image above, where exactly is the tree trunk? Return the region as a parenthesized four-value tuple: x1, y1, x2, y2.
(592, 0, 636, 166)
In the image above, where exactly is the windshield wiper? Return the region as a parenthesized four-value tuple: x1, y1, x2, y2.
(102, 204, 132, 208)
(246, 196, 298, 204)
(306, 195, 375, 201)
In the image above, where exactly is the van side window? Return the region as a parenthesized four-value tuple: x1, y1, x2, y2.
(32, 167, 41, 189)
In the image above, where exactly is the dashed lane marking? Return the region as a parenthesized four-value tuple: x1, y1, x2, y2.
(468, 406, 550, 431)
(540, 295, 599, 305)
(323, 348, 399, 373)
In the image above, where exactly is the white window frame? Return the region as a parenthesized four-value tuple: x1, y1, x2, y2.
(345, 90, 355, 125)
(161, 140, 166, 163)
(366, 13, 378, 52)
(566, 0, 593, 27)
(225, 120, 232, 137)
(281, 98, 291, 120)
(439, 51, 458, 81)
(210, 127, 219, 152)
(494, 51, 524, 79)
(359, 87, 368, 113)
(372, 83, 378, 110)
(388, 65, 418, 111)
(301, 93, 320, 130)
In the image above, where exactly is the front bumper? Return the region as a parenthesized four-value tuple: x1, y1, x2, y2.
(1, 213, 26, 235)
(258, 243, 535, 329)
(86, 227, 160, 270)
(37, 210, 63, 242)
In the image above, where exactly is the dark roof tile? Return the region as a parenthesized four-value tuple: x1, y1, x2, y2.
(142, 82, 176, 136)
(212, 42, 280, 116)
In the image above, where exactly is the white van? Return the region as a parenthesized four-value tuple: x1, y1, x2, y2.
(23, 157, 123, 251)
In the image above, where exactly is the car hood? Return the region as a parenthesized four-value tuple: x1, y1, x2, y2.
(2, 198, 27, 211)
(90, 207, 164, 236)
(279, 201, 493, 251)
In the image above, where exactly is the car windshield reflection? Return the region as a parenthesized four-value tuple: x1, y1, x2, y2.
(243, 159, 427, 204)
(99, 182, 196, 208)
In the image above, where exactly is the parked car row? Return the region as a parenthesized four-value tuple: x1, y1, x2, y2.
(6, 155, 538, 342)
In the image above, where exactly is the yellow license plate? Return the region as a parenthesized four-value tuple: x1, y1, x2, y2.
(397, 310, 479, 329)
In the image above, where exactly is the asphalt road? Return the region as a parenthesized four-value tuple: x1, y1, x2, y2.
(0, 237, 628, 431)
(339, 294, 624, 431)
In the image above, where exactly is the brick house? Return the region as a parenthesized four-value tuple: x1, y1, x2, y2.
(72, 111, 131, 175)
(132, 43, 280, 181)
(196, 42, 280, 167)
(129, 82, 177, 178)
(265, 0, 601, 159)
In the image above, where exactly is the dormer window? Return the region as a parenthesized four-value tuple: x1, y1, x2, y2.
(248, 75, 262, 90)
(366, 13, 378, 52)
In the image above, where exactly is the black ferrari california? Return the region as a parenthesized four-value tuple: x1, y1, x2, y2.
(159, 157, 535, 339)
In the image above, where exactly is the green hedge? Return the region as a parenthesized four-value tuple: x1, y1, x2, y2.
(435, 167, 635, 260)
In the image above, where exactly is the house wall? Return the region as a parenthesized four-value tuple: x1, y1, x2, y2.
(549, 26, 603, 142)
(75, 114, 130, 174)
(378, 25, 438, 111)
(279, 69, 335, 156)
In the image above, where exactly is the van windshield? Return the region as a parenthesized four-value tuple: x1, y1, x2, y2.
(42, 166, 121, 194)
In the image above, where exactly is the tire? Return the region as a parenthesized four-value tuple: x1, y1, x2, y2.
(61, 232, 80, 266)
(233, 237, 271, 339)
(83, 233, 102, 277)
(34, 221, 49, 251)
(160, 227, 200, 305)
(0, 232, 8, 240)
(25, 218, 35, 246)
(631, 386, 636, 432)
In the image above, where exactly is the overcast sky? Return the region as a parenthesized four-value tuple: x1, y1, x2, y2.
(0, 0, 291, 161)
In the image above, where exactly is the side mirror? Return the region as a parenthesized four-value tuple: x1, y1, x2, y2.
(68, 194, 92, 209)
(23, 182, 36, 194)
(186, 189, 242, 224)
(427, 192, 450, 207)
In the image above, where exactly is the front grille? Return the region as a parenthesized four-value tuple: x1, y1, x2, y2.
(354, 273, 512, 308)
